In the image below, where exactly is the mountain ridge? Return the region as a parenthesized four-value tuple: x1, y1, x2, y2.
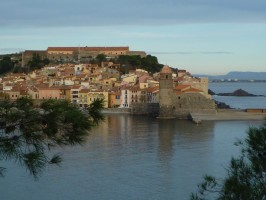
(193, 71, 266, 80)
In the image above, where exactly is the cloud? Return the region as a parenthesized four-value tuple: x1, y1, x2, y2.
(1, 0, 266, 27)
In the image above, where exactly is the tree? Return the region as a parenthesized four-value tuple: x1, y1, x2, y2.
(0, 56, 14, 74)
(96, 54, 107, 64)
(191, 120, 266, 200)
(117, 55, 163, 74)
(0, 97, 104, 179)
(27, 53, 50, 70)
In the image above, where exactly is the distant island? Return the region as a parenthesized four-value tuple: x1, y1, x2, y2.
(208, 88, 265, 109)
(208, 89, 264, 97)
(194, 71, 266, 82)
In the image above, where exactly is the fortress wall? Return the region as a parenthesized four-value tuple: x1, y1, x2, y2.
(131, 103, 159, 116)
(173, 93, 216, 118)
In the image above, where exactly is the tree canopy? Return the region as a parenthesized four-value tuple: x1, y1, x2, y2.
(117, 55, 163, 74)
(0, 56, 15, 75)
(0, 97, 104, 178)
(191, 120, 266, 200)
(96, 54, 107, 64)
(27, 53, 50, 70)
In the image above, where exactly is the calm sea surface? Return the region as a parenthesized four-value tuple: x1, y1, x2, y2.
(209, 82, 266, 109)
(0, 115, 263, 200)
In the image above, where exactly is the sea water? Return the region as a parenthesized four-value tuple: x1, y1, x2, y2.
(0, 115, 263, 200)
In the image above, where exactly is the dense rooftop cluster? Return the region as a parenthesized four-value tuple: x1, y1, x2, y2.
(0, 61, 209, 109)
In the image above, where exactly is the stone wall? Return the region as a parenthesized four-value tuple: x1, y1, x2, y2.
(173, 93, 216, 118)
(131, 103, 159, 116)
(102, 108, 131, 114)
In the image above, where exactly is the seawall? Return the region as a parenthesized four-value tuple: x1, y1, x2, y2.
(191, 109, 266, 121)
(102, 107, 266, 121)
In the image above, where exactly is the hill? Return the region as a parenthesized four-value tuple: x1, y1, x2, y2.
(194, 71, 266, 81)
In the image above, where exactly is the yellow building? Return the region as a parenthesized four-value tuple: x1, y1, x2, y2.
(108, 91, 121, 108)
(88, 90, 108, 108)
(79, 89, 90, 107)
(78, 89, 108, 108)
(59, 85, 72, 101)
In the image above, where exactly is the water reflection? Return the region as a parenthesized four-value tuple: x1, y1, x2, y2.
(0, 114, 254, 200)
(157, 119, 215, 175)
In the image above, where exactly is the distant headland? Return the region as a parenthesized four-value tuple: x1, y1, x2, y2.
(194, 71, 266, 82)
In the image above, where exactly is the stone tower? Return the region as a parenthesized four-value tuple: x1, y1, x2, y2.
(158, 65, 175, 118)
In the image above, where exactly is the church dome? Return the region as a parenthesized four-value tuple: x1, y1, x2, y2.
(161, 65, 172, 74)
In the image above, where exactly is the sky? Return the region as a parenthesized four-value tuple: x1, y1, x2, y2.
(1, 0, 266, 75)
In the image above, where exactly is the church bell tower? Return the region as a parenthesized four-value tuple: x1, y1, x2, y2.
(158, 65, 175, 118)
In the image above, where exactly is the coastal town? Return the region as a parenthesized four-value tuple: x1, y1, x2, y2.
(0, 46, 217, 119)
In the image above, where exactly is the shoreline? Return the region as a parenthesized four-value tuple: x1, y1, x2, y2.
(102, 108, 266, 121)
(189, 109, 266, 121)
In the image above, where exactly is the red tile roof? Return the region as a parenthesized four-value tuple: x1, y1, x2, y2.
(47, 47, 129, 52)
(175, 85, 191, 91)
(184, 88, 203, 93)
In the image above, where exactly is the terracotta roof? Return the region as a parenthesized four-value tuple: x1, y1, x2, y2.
(71, 85, 81, 90)
(184, 88, 203, 93)
(80, 47, 129, 51)
(47, 47, 78, 51)
(49, 86, 61, 90)
(145, 86, 159, 93)
(175, 85, 191, 91)
(79, 89, 90, 93)
(47, 46, 129, 52)
(59, 85, 72, 90)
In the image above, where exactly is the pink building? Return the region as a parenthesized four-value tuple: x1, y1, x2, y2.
(36, 84, 61, 100)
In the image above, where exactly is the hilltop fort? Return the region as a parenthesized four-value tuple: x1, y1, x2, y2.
(22, 46, 146, 67)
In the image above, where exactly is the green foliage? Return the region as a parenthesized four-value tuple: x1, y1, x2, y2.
(87, 98, 105, 126)
(13, 66, 25, 73)
(27, 53, 50, 70)
(96, 54, 107, 64)
(0, 56, 15, 74)
(191, 121, 266, 200)
(0, 97, 104, 179)
(117, 55, 163, 74)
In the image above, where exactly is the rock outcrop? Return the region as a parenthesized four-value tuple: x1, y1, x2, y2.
(215, 101, 231, 109)
(218, 89, 263, 97)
